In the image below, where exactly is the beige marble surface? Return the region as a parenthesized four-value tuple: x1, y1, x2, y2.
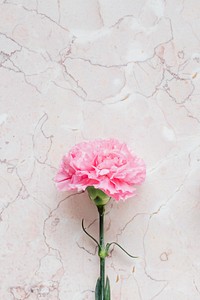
(0, 1, 200, 299)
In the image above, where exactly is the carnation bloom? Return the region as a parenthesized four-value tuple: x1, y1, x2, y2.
(55, 139, 146, 201)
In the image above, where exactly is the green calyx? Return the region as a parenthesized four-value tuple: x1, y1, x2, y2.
(86, 186, 110, 206)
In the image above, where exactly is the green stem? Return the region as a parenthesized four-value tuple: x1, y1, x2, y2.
(98, 205, 105, 300)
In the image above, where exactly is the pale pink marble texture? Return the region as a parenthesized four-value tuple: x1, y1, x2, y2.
(0, 1, 200, 299)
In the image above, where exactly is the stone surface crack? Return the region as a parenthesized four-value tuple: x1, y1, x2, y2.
(32, 113, 53, 164)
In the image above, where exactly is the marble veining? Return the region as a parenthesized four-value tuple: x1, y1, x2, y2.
(0, 1, 200, 299)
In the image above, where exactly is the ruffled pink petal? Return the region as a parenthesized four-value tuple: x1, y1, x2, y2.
(55, 139, 146, 201)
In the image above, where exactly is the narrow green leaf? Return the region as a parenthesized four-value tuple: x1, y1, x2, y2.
(95, 277, 101, 300)
(106, 242, 138, 259)
(104, 276, 111, 300)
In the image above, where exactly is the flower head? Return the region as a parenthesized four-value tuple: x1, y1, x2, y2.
(55, 139, 146, 201)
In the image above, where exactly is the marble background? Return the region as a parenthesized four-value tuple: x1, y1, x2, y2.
(0, 0, 200, 299)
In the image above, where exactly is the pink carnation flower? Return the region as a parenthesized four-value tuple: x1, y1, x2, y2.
(55, 139, 146, 201)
